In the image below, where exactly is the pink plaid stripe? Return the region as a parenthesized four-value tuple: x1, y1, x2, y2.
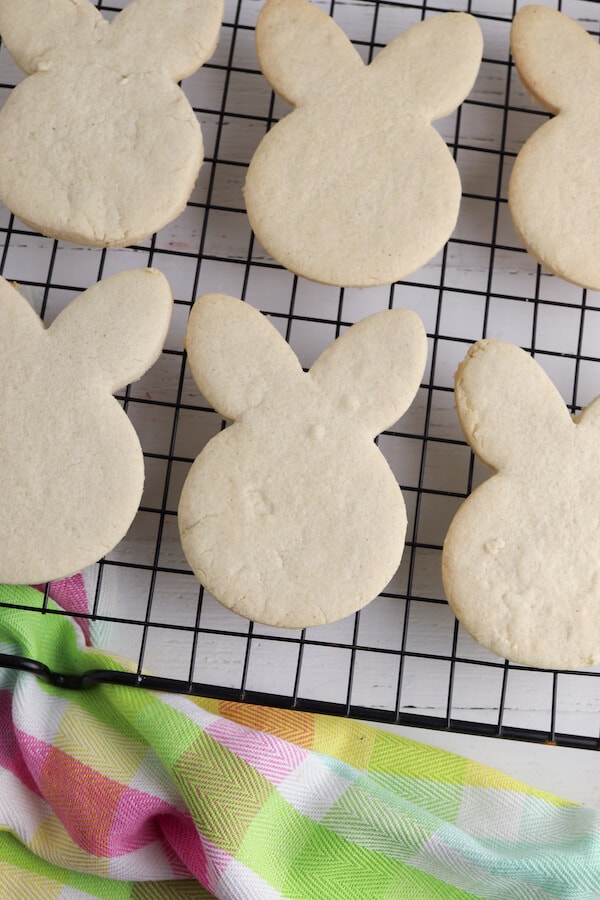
(33, 574, 91, 643)
(40, 747, 128, 857)
(159, 810, 210, 884)
(0, 691, 42, 797)
(206, 716, 308, 787)
(12, 729, 51, 790)
(109, 787, 183, 858)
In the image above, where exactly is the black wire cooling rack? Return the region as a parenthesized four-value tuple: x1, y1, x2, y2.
(1, 0, 600, 751)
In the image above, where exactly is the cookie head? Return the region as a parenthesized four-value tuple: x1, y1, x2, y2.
(0, 269, 172, 583)
(0, 0, 224, 247)
(508, 5, 600, 289)
(244, 0, 483, 287)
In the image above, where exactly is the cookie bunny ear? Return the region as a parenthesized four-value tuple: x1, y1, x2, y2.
(255, 0, 364, 107)
(309, 309, 427, 438)
(48, 269, 173, 392)
(372, 13, 483, 120)
(511, 6, 600, 115)
(185, 294, 303, 421)
(455, 340, 573, 471)
(109, 0, 224, 80)
(0, 0, 102, 73)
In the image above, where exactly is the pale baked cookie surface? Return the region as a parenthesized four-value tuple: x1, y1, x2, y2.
(0, 269, 172, 583)
(509, 5, 600, 289)
(442, 339, 600, 670)
(179, 295, 427, 628)
(0, 0, 224, 247)
(244, 0, 483, 288)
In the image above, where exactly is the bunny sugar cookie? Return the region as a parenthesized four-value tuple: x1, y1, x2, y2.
(179, 295, 427, 628)
(0, 269, 172, 584)
(244, 0, 483, 288)
(509, 6, 600, 289)
(442, 339, 600, 670)
(0, 0, 224, 247)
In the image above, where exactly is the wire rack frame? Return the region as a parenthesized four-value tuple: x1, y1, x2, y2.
(1, 0, 600, 751)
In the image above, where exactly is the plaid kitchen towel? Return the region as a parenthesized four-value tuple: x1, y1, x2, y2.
(1, 583, 600, 900)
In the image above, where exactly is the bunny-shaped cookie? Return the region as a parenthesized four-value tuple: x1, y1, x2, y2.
(243, 0, 483, 288)
(0, 0, 224, 247)
(442, 339, 600, 670)
(0, 269, 172, 583)
(508, 6, 600, 289)
(179, 295, 427, 628)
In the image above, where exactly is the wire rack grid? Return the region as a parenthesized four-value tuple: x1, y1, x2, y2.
(1, 0, 600, 750)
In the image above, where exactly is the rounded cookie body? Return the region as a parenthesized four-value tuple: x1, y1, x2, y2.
(442, 338, 600, 670)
